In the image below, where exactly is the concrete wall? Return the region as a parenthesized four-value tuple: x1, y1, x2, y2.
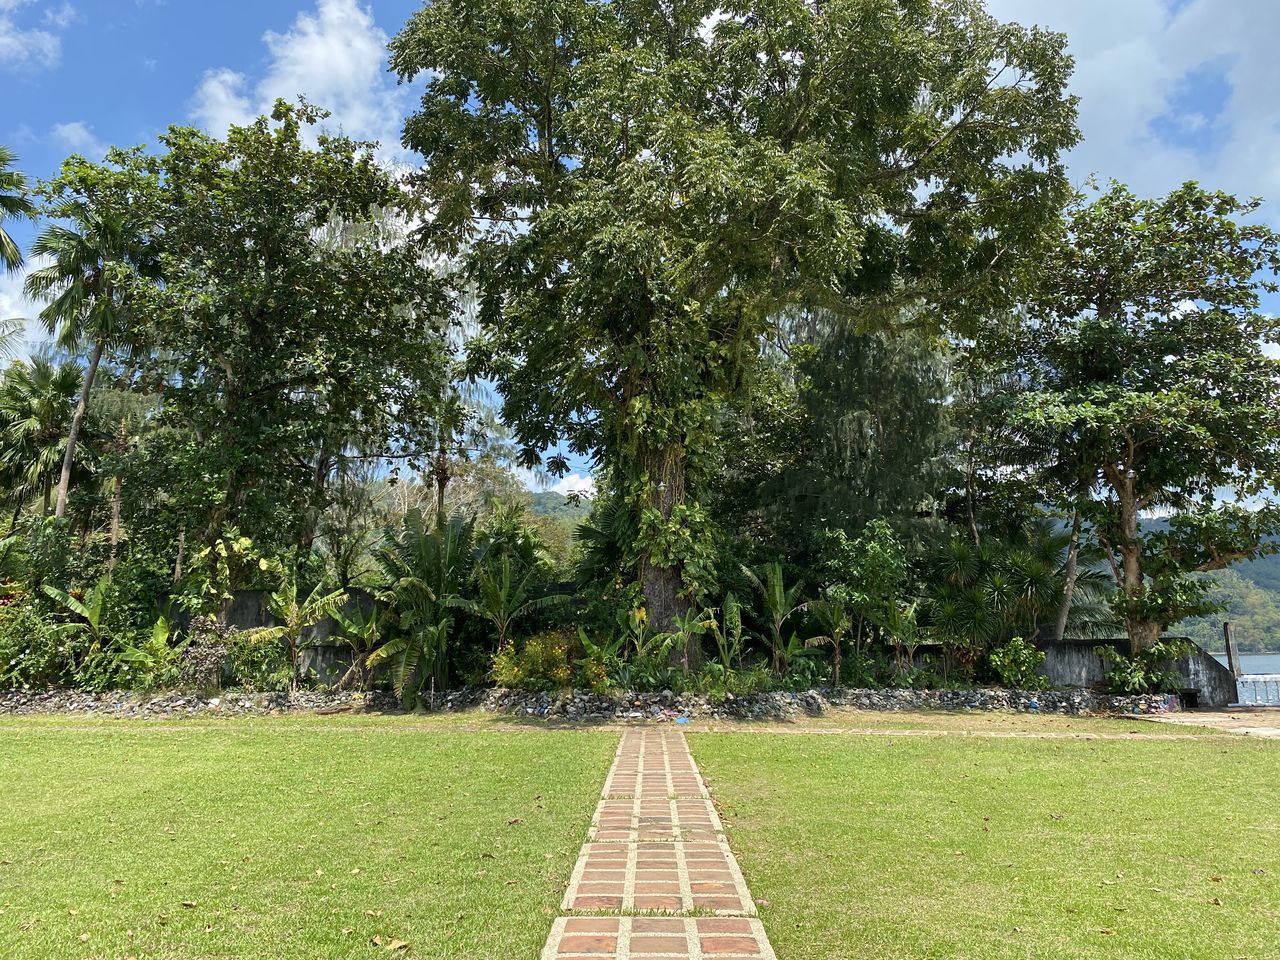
(1038, 638, 1239, 708)
(219, 589, 375, 686)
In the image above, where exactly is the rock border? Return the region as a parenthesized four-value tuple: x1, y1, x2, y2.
(0, 685, 1178, 720)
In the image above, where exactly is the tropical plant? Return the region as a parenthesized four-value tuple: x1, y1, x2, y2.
(369, 508, 475, 706)
(877, 599, 927, 678)
(332, 602, 380, 691)
(450, 554, 566, 650)
(490, 627, 574, 691)
(741, 562, 806, 674)
(806, 595, 853, 689)
(0, 356, 84, 514)
(1096, 639, 1191, 695)
(0, 145, 36, 272)
(923, 523, 1117, 665)
(24, 153, 157, 519)
(988, 636, 1051, 691)
(239, 574, 347, 691)
(115, 613, 183, 691)
(42, 575, 111, 646)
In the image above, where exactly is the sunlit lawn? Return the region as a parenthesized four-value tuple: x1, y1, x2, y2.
(0, 718, 616, 960)
(693, 731, 1280, 960)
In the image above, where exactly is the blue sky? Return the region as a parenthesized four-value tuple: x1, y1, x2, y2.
(4, 0, 1280, 492)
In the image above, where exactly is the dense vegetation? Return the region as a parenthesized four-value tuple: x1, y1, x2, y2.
(2, 0, 1279, 706)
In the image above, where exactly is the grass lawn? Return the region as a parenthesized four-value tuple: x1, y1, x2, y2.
(0, 718, 617, 960)
(693, 731, 1280, 960)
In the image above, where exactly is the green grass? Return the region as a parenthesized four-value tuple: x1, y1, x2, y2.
(693, 731, 1280, 960)
(0, 718, 616, 960)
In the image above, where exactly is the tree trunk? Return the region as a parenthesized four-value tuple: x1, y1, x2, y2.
(298, 444, 333, 553)
(173, 526, 186, 583)
(107, 474, 123, 575)
(433, 435, 450, 521)
(1113, 470, 1160, 655)
(1053, 505, 1083, 642)
(55, 339, 103, 519)
(831, 637, 842, 690)
(637, 443, 696, 666)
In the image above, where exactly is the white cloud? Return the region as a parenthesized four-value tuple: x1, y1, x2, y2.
(0, 0, 68, 72)
(986, 0, 1280, 215)
(0, 262, 51, 357)
(190, 68, 255, 135)
(50, 121, 106, 158)
(189, 0, 408, 159)
(550, 474, 597, 498)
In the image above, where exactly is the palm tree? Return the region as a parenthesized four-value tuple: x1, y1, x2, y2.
(450, 554, 566, 650)
(24, 198, 151, 518)
(741, 561, 806, 674)
(369, 509, 476, 705)
(806, 594, 852, 689)
(0, 356, 84, 514)
(0, 146, 36, 272)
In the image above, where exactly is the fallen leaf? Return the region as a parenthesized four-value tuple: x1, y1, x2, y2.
(1209, 897, 1223, 906)
(181, 901, 198, 909)
(508, 818, 523, 826)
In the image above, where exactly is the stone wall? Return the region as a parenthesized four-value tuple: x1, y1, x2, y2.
(0, 685, 1178, 721)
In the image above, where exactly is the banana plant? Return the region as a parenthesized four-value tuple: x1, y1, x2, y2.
(333, 604, 380, 691)
(240, 575, 347, 691)
(43, 575, 111, 648)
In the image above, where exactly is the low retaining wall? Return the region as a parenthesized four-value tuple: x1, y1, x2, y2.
(1039, 638, 1238, 708)
(0, 685, 1177, 721)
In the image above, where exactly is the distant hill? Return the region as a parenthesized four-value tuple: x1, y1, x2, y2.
(528, 490, 593, 523)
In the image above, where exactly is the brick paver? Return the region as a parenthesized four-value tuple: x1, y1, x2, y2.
(542, 730, 776, 960)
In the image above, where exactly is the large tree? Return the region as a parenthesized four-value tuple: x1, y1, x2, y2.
(24, 150, 158, 519)
(1014, 182, 1280, 653)
(140, 102, 450, 550)
(392, 0, 1079, 631)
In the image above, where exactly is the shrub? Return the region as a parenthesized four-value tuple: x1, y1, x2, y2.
(228, 628, 292, 691)
(0, 597, 68, 688)
(1096, 639, 1190, 695)
(491, 629, 574, 691)
(178, 616, 231, 689)
(989, 637, 1051, 691)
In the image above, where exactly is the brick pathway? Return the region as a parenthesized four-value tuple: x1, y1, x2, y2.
(542, 731, 776, 960)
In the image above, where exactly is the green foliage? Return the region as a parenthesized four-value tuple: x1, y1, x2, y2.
(0, 597, 65, 688)
(132, 101, 449, 550)
(1096, 639, 1191, 695)
(370, 509, 475, 705)
(227, 628, 292, 692)
(393, 0, 1078, 626)
(1006, 182, 1280, 651)
(239, 574, 347, 689)
(491, 628, 574, 692)
(0, 144, 37, 271)
(740, 562, 806, 674)
(988, 637, 1051, 691)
